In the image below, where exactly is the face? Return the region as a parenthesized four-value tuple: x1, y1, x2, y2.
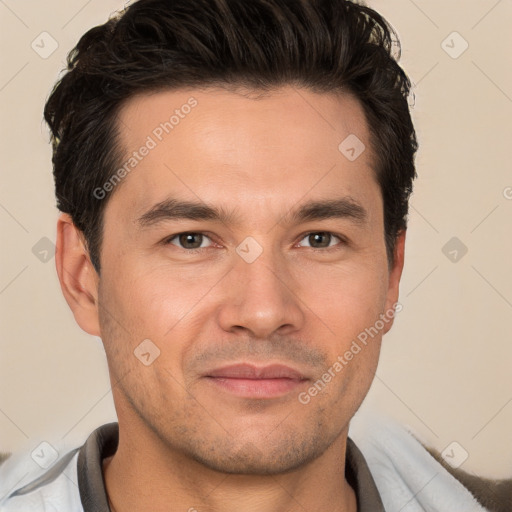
(63, 86, 404, 475)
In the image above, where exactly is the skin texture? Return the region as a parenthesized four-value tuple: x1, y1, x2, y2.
(56, 85, 405, 512)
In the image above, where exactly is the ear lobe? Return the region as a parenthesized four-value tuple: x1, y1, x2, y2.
(382, 230, 406, 335)
(55, 213, 101, 336)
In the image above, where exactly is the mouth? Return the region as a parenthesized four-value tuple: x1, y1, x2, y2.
(203, 363, 309, 399)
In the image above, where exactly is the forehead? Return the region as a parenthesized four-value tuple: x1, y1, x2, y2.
(109, 85, 380, 224)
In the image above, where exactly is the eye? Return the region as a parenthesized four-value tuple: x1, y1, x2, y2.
(162, 231, 345, 252)
(165, 232, 214, 250)
(297, 232, 345, 250)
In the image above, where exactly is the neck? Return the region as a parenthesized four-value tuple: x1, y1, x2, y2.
(103, 425, 357, 512)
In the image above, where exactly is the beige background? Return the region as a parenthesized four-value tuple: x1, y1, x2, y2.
(0, 0, 511, 479)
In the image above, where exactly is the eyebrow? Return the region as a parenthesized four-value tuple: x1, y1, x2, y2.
(137, 196, 367, 228)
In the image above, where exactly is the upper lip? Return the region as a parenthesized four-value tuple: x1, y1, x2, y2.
(205, 363, 307, 380)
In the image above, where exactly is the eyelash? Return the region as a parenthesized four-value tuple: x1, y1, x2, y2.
(161, 231, 348, 253)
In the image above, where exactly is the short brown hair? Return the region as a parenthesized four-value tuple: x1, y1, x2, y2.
(44, 0, 418, 271)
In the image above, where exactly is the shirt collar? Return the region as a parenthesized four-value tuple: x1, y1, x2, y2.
(77, 422, 118, 511)
(77, 422, 385, 512)
(345, 437, 386, 511)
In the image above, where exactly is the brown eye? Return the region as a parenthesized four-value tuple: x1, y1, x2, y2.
(299, 232, 342, 249)
(310, 233, 331, 248)
(166, 232, 212, 250)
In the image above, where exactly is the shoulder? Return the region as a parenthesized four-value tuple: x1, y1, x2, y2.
(0, 444, 82, 512)
(348, 409, 509, 512)
(425, 446, 512, 512)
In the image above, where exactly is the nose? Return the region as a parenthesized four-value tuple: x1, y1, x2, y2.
(216, 247, 305, 339)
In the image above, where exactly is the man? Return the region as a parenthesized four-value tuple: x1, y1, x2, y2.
(0, 0, 502, 511)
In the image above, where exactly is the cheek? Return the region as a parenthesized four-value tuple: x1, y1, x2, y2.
(299, 258, 389, 336)
(103, 257, 204, 329)
(99, 261, 219, 375)
(294, 257, 388, 404)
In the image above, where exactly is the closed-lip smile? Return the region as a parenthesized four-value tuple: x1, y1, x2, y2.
(204, 363, 309, 399)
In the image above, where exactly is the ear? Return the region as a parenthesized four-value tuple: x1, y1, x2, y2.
(382, 230, 406, 335)
(55, 213, 101, 336)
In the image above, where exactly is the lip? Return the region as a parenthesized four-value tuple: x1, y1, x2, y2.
(204, 363, 308, 399)
(206, 363, 306, 380)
